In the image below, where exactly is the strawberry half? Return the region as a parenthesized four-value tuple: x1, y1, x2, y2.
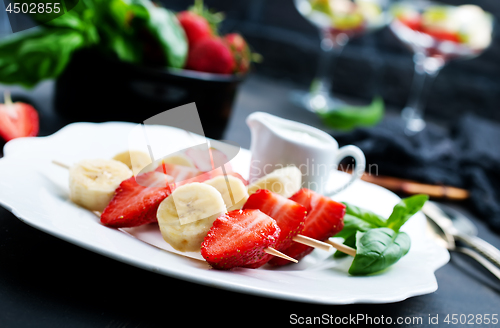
(201, 209, 280, 270)
(101, 172, 172, 228)
(0, 93, 39, 142)
(242, 189, 306, 267)
(269, 188, 345, 266)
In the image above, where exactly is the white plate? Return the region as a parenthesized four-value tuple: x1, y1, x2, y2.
(0, 122, 449, 304)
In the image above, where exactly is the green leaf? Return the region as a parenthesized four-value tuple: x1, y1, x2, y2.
(0, 29, 86, 88)
(343, 202, 387, 228)
(333, 203, 387, 259)
(95, 0, 144, 63)
(318, 96, 384, 131)
(334, 213, 377, 239)
(349, 228, 411, 276)
(386, 194, 429, 232)
(134, 0, 188, 68)
(33, 0, 99, 44)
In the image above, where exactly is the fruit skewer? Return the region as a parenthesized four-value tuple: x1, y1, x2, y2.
(53, 160, 356, 259)
(53, 160, 340, 251)
(53, 160, 298, 264)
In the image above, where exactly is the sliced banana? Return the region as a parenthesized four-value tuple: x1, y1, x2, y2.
(113, 150, 152, 176)
(157, 183, 226, 252)
(247, 166, 302, 198)
(204, 175, 249, 211)
(161, 154, 195, 168)
(69, 159, 133, 212)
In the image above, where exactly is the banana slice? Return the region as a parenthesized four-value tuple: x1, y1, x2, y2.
(204, 175, 249, 211)
(157, 183, 226, 252)
(69, 159, 133, 212)
(113, 150, 152, 176)
(161, 154, 195, 168)
(247, 166, 302, 198)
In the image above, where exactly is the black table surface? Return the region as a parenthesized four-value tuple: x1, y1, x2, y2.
(1, 76, 500, 327)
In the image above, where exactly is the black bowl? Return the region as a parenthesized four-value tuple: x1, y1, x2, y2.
(54, 49, 245, 140)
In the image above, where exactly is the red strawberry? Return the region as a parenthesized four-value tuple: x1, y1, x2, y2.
(269, 188, 345, 266)
(101, 172, 172, 228)
(242, 190, 306, 251)
(242, 189, 306, 267)
(223, 33, 251, 73)
(396, 11, 422, 31)
(177, 11, 212, 48)
(201, 209, 280, 270)
(186, 37, 235, 74)
(224, 33, 247, 52)
(0, 93, 39, 142)
(422, 28, 461, 43)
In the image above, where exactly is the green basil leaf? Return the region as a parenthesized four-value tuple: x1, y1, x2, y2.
(386, 194, 429, 232)
(0, 29, 86, 88)
(348, 228, 411, 276)
(334, 213, 377, 239)
(318, 96, 384, 131)
(31, 0, 99, 44)
(343, 202, 387, 228)
(134, 0, 187, 68)
(333, 204, 388, 260)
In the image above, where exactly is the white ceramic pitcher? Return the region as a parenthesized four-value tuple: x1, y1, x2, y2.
(246, 112, 366, 196)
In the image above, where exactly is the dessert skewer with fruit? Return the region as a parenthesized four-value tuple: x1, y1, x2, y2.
(53, 150, 356, 267)
(54, 156, 299, 264)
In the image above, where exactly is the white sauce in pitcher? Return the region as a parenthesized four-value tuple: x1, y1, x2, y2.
(276, 127, 326, 146)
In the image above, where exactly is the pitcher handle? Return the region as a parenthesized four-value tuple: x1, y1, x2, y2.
(325, 145, 366, 196)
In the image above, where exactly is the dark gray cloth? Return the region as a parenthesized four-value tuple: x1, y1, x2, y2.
(333, 113, 500, 233)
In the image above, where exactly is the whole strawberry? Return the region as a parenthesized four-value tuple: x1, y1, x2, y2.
(177, 0, 224, 48)
(186, 37, 235, 74)
(223, 33, 252, 74)
(177, 11, 212, 48)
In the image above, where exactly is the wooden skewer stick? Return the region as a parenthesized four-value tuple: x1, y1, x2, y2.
(326, 239, 357, 257)
(52, 160, 70, 170)
(264, 247, 298, 263)
(292, 234, 332, 252)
